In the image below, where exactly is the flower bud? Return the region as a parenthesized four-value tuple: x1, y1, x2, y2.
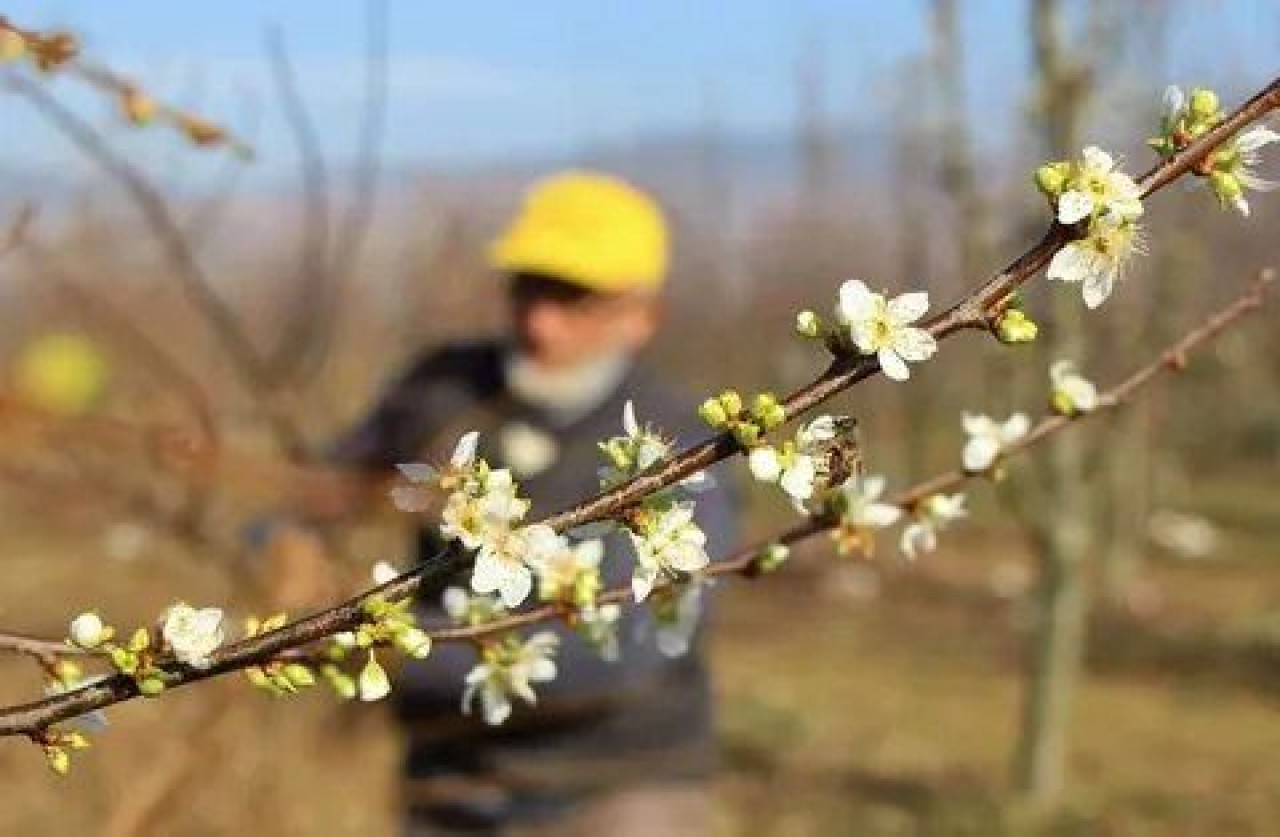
(283, 664, 316, 688)
(1034, 162, 1069, 197)
(322, 665, 358, 700)
(358, 652, 391, 702)
(1210, 170, 1243, 202)
(717, 389, 743, 417)
(0, 26, 26, 62)
(245, 666, 274, 692)
(995, 309, 1039, 344)
(120, 87, 157, 126)
(758, 543, 790, 573)
(1188, 87, 1220, 121)
(45, 746, 70, 776)
(137, 676, 167, 697)
(698, 397, 728, 428)
(795, 310, 822, 338)
(394, 628, 433, 660)
(68, 612, 110, 649)
(127, 627, 151, 653)
(731, 422, 760, 448)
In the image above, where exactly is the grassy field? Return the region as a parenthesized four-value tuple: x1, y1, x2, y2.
(0, 475, 1276, 835)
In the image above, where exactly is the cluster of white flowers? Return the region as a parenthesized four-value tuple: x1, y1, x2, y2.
(463, 632, 559, 726)
(594, 402, 712, 602)
(395, 432, 570, 609)
(1156, 86, 1277, 217)
(961, 412, 1031, 473)
(628, 501, 710, 601)
(1038, 146, 1146, 309)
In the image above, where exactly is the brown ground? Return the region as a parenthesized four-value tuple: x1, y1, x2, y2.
(0, 473, 1276, 835)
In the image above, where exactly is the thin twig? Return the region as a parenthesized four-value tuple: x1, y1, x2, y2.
(0, 266, 1268, 736)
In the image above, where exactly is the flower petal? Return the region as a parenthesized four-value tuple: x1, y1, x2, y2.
(837, 280, 877, 323)
(451, 432, 479, 467)
(893, 328, 937, 362)
(1082, 271, 1116, 309)
(963, 437, 1000, 472)
(1057, 190, 1094, 225)
(887, 291, 930, 324)
(878, 348, 910, 381)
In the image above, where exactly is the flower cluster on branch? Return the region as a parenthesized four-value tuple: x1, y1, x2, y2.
(0, 74, 1277, 776)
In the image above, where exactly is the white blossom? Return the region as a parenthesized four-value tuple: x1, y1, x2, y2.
(161, 603, 225, 669)
(961, 412, 1031, 472)
(598, 401, 709, 492)
(836, 280, 937, 381)
(629, 502, 710, 602)
(531, 538, 604, 603)
(1050, 361, 1099, 414)
(1046, 212, 1145, 308)
(462, 632, 559, 725)
(472, 523, 563, 609)
(900, 493, 968, 559)
(654, 582, 706, 659)
(439, 468, 530, 550)
(829, 475, 902, 556)
(747, 445, 818, 503)
(68, 612, 110, 649)
(1055, 146, 1144, 225)
(1228, 125, 1279, 217)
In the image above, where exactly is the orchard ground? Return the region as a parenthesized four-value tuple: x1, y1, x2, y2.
(0, 468, 1276, 835)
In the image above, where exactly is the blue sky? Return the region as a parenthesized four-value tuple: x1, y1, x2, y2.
(3, 1, 1278, 172)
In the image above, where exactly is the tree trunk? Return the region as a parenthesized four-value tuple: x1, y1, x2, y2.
(1012, 0, 1093, 803)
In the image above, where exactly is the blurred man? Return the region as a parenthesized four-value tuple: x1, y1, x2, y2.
(320, 172, 736, 835)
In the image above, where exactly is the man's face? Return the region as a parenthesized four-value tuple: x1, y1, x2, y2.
(509, 274, 660, 369)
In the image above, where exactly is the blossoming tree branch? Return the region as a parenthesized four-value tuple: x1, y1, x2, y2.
(1, 57, 1278, 774)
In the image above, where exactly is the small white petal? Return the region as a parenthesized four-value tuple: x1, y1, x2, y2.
(1237, 125, 1280, 154)
(1163, 85, 1185, 115)
(1081, 145, 1114, 172)
(622, 401, 639, 436)
(451, 432, 479, 467)
(963, 437, 1000, 472)
(878, 348, 910, 381)
(1057, 190, 1094, 225)
(780, 456, 817, 501)
(887, 291, 930, 324)
(747, 447, 783, 483)
(837, 279, 877, 322)
(1047, 244, 1088, 284)
(1003, 413, 1032, 442)
(1082, 271, 1116, 309)
(892, 328, 937, 362)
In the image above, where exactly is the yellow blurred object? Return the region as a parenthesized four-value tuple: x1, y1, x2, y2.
(489, 171, 669, 292)
(13, 334, 110, 416)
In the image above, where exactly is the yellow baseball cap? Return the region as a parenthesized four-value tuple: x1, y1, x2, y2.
(489, 171, 669, 293)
